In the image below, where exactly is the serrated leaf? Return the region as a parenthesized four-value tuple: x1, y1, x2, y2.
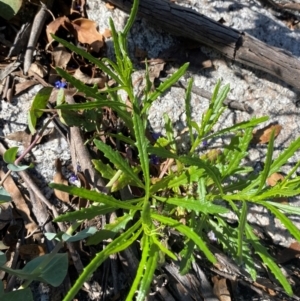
(142, 63, 189, 113)
(205, 116, 268, 140)
(136, 244, 159, 301)
(0, 187, 12, 202)
(257, 201, 300, 241)
(88, 214, 133, 245)
(28, 87, 53, 134)
(132, 103, 149, 193)
(49, 183, 140, 210)
(86, 229, 116, 245)
(63, 221, 143, 301)
(157, 196, 228, 214)
(178, 156, 223, 194)
(246, 225, 292, 296)
(54, 204, 116, 222)
(151, 213, 216, 264)
(266, 201, 300, 215)
(126, 234, 150, 301)
(92, 159, 116, 180)
(257, 129, 275, 192)
(94, 139, 144, 188)
(222, 128, 252, 177)
(3, 147, 18, 164)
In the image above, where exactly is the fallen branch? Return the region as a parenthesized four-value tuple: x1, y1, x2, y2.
(105, 0, 300, 90)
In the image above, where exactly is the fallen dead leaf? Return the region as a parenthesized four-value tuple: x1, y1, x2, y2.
(14, 80, 38, 95)
(0, 170, 38, 237)
(19, 243, 46, 260)
(46, 16, 70, 43)
(73, 66, 107, 88)
(52, 44, 72, 69)
(105, 2, 115, 10)
(267, 173, 284, 186)
(71, 18, 104, 52)
(29, 62, 47, 78)
(102, 28, 112, 39)
(252, 124, 282, 144)
(5, 130, 32, 149)
(53, 158, 70, 203)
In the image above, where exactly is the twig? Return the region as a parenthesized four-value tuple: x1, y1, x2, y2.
(24, 1, 55, 74)
(65, 94, 107, 190)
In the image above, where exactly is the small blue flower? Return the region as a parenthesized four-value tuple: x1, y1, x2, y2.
(69, 174, 78, 184)
(149, 154, 159, 165)
(69, 174, 81, 187)
(54, 80, 67, 89)
(202, 140, 208, 147)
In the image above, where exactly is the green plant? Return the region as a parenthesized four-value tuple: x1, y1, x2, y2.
(1, 0, 300, 299)
(47, 0, 300, 300)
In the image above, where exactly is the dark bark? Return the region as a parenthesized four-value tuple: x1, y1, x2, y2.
(106, 0, 300, 90)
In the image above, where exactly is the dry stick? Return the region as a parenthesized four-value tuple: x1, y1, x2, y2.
(23, 0, 54, 75)
(106, 0, 300, 91)
(65, 94, 106, 190)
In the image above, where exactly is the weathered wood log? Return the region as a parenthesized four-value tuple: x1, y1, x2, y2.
(105, 0, 300, 90)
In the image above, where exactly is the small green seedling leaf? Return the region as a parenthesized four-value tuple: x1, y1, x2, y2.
(28, 87, 53, 134)
(0, 187, 12, 202)
(0, 0, 23, 20)
(0, 282, 33, 301)
(22, 253, 68, 287)
(3, 147, 18, 164)
(0, 251, 7, 265)
(7, 163, 33, 172)
(62, 227, 97, 242)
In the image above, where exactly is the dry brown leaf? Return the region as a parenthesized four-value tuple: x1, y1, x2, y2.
(73, 67, 106, 88)
(71, 18, 104, 52)
(252, 124, 282, 144)
(267, 172, 284, 186)
(5, 130, 32, 149)
(53, 158, 70, 203)
(14, 80, 38, 95)
(102, 28, 112, 39)
(212, 276, 231, 301)
(46, 16, 70, 43)
(0, 170, 38, 237)
(19, 244, 46, 260)
(276, 241, 300, 263)
(52, 44, 72, 69)
(29, 62, 47, 78)
(105, 2, 115, 10)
